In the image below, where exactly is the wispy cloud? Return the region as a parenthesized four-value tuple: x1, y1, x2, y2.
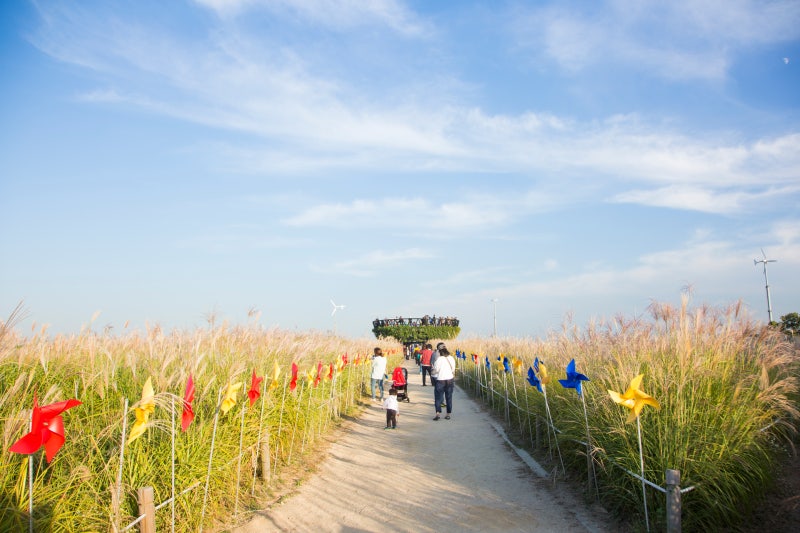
(311, 247, 433, 276)
(193, 0, 429, 36)
(29, 0, 800, 218)
(512, 0, 800, 81)
(178, 226, 311, 253)
(611, 184, 800, 214)
(282, 192, 557, 233)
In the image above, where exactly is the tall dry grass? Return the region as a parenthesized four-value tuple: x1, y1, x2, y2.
(455, 296, 799, 531)
(0, 314, 397, 532)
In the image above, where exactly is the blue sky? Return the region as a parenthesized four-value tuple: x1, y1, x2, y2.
(1, 0, 798, 338)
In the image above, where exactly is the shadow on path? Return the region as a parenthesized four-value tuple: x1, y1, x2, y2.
(233, 359, 612, 533)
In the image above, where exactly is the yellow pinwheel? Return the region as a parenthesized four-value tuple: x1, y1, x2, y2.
(268, 361, 281, 391)
(537, 360, 551, 385)
(220, 381, 243, 415)
(512, 357, 523, 375)
(608, 374, 660, 423)
(127, 377, 155, 444)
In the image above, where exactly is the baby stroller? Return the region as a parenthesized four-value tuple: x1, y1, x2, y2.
(391, 367, 410, 402)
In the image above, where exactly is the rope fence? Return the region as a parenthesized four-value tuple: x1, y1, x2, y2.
(456, 361, 691, 532)
(116, 361, 372, 532)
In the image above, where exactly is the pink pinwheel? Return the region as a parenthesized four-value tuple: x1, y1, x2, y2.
(289, 362, 298, 392)
(181, 375, 195, 432)
(10, 395, 81, 462)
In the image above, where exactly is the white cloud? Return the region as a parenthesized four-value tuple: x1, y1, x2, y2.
(282, 192, 557, 233)
(30, 1, 800, 218)
(311, 247, 433, 276)
(513, 0, 800, 81)
(193, 0, 428, 36)
(610, 184, 800, 214)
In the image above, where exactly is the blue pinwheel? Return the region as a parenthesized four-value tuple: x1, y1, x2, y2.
(526, 366, 542, 393)
(502, 356, 510, 373)
(558, 359, 590, 396)
(485, 357, 491, 370)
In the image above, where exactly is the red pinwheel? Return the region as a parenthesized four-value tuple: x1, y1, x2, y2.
(314, 362, 322, 387)
(10, 395, 81, 462)
(289, 362, 298, 392)
(327, 363, 334, 380)
(248, 369, 264, 407)
(181, 375, 195, 432)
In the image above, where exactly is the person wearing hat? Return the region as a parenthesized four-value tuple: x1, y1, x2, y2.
(431, 344, 456, 420)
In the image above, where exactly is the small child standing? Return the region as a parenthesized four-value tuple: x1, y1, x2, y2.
(383, 388, 399, 429)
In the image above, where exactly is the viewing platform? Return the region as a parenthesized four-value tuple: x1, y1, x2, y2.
(372, 315, 460, 343)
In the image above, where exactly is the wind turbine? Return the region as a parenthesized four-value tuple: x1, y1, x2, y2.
(754, 248, 777, 323)
(330, 299, 345, 334)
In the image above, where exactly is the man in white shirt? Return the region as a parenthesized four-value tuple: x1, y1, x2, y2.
(431, 345, 456, 420)
(370, 347, 387, 401)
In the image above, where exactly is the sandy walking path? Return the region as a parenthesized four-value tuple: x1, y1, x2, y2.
(233, 359, 612, 532)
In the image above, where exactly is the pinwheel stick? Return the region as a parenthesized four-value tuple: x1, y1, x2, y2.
(580, 393, 599, 499)
(502, 371, 509, 423)
(287, 381, 303, 464)
(274, 375, 289, 477)
(301, 380, 313, 454)
(510, 371, 523, 436)
(637, 416, 650, 533)
(170, 396, 176, 533)
(27, 421, 33, 533)
(522, 383, 534, 448)
(115, 398, 129, 531)
(542, 386, 566, 476)
(251, 375, 269, 496)
(199, 389, 222, 533)
(234, 398, 247, 516)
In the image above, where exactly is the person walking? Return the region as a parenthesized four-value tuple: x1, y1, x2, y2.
(420, 344, 433, 386)
(431, 345, 456, 421)
(383, 388, 399, 429)
(370, 347, 387, 402)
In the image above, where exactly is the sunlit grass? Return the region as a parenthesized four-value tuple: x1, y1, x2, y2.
(455, 296, 799, 531)
(0, 313, 396, 532)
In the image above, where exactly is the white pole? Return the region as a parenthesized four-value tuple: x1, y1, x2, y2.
(637, 416, 650, 533)
(170, 396, 176, 533)
(754, 253, 777, 323)
(115, 398, 129, 531)
(199, 390, 222, 533)
(235, 400, 247, 516)
(542, 386, 565, 476)
(251, 374, 268, 496)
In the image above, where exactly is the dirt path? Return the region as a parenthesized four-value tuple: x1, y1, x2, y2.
(233, 359, 614, 532)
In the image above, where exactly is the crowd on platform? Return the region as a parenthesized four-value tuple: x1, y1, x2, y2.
(372, 315, 459, 327)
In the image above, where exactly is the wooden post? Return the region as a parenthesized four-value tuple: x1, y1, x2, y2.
(666, 469, 681, 533)
(261, 441, 271, 484)
(137, 486, 156, 533)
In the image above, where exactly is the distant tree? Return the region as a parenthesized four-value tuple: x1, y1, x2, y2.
(372, 323, 460, 343)
(779, 312, 800, 336)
